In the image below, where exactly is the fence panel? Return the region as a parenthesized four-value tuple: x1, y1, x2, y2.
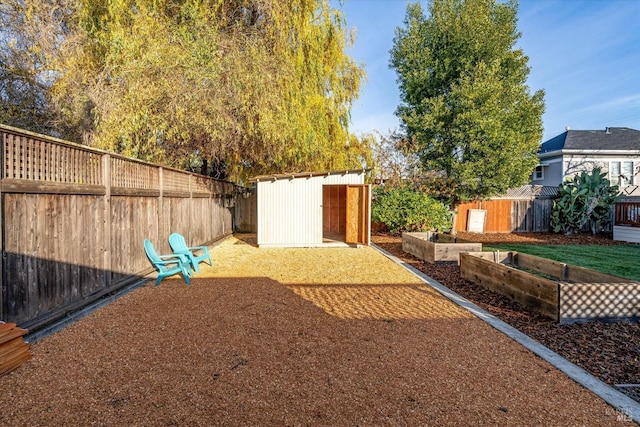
(482, 200, 512, 232)
(512, 199, 554, 232)
(3, 193, 106, 324)
(3, 130, 103, 185)
(235, 192, 257, 232)
(1, 124, 238, 331)
(163, 168, 192, 195)
(111, 157, 158, 191)
(455, 200, 512, 233)
(615, 202, 640, 226)
(456, 198, 559, 233)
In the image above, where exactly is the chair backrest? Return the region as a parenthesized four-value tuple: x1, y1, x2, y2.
(168, 233, 188, 252)
(144, 239, 162, 265)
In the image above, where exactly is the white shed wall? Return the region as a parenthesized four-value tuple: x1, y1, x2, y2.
(256, 171, 365, 247)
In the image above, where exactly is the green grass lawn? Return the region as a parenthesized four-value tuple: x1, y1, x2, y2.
(484, 244, 640, 281)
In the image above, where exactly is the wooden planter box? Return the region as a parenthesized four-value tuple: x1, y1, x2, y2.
(402, 232, 482, 263)
(460, 251, 640, 324)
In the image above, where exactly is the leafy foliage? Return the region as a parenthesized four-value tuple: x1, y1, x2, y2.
(370, 130, 422, 186)
(550, 167, 620, 235)
(0, 0, 74, 135)
(1, 0, 371, 181)
(389, 0, 545, 202)
(372, 185, 453, 233)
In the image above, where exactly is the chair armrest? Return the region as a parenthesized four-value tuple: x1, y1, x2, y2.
(186, 245, 209, 252)
(158, 253, 188, 263)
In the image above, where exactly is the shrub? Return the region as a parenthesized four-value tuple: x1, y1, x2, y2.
(550, 166, 620, 235)
(372, 185, 453, 233)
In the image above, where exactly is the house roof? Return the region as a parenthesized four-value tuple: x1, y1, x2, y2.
(539, 127, 640, 154)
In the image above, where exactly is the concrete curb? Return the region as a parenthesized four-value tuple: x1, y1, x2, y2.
(372, 243, 640, 424)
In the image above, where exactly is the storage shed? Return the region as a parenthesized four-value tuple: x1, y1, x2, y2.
(250, 170, 371, 247)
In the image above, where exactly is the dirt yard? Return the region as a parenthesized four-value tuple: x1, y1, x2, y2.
(0, 234, 630, 425)
(372, 231, 640, 404)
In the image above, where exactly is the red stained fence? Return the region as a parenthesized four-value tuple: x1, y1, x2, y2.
(455, 198, 554, 233)
(615, 202, 640, 227)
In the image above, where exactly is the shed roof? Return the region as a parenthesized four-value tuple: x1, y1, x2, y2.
(249, 169, 367, 183)
(539, 127, 640, 154)
(493, 185, 559, 199)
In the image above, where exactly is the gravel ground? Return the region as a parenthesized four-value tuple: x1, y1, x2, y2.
(372, 231, 640, 405)
(0, 234, 631, 426)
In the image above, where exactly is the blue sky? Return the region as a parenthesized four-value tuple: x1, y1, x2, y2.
(334, 0, 640, 142)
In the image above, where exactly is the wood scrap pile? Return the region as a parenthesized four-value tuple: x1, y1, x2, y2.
(0, 322, 32, 376)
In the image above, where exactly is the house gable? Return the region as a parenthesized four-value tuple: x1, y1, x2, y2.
(532, 127, 640, 195)
(540, 127, 640, 154)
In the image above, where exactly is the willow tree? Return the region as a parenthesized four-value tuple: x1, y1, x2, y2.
(0, 0, 75, 136)
(46, 0, 368, 181)
(390, 0, 545, 202)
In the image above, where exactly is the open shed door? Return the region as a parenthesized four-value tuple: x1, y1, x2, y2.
(345, 185, 371, 245)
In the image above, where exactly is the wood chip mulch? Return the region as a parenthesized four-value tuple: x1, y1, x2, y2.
(372, 232, 640, 403)
(0, 234, 632, 425)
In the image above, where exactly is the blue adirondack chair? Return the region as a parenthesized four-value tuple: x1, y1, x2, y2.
(168, 232, 213, 273)
(144, 239, 192, 286)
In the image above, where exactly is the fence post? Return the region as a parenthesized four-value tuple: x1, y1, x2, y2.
(102, 154, 112, 288)
(0, 132, 4, 321)
(158, 166, 163, 244)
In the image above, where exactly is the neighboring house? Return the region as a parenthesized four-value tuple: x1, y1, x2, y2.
(531, 127, 640, 197)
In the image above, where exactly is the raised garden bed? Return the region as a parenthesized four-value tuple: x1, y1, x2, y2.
(402, 232, 482, 264)
(460, 251, 640, 324)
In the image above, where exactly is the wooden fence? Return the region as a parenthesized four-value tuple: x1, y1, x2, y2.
(455, 198, 555, 233)
(455, 197, 626, 234)
(1, 124, 238, 331)
(615, 202, 640, 227)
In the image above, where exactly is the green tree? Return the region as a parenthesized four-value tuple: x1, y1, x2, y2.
(389, 0, 545, 202)
(0, 0, 74, 135)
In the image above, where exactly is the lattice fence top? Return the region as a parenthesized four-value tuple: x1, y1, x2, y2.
(162, 169, 191, 193)
(111, 157, 159, 190)
(2, 129, 103, 185)
(1, 124, 235, 195)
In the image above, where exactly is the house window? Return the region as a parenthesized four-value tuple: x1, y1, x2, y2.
(533, 166, 544, 181)
(610, 161, 634, 186)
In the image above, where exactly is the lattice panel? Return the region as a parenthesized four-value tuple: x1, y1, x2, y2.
(110, 157, 159, 190)
(1, 127, 233, 197)
(191, 175, 215, 193)
(560, 282, 640, 323)
(163, 169, 191, 193)
(2, 131, 102, 184)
